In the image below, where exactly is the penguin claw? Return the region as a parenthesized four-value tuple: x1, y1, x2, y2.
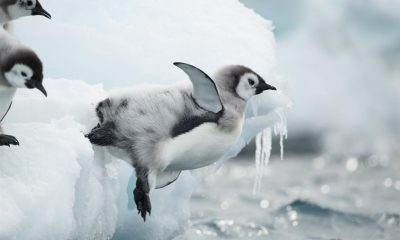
(0, 134, 19, 147)
(134, 187, 152, 222)
(84, 123, 101, 138)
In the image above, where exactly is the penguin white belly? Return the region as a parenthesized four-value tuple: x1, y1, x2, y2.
(0, 87, 16, 123)
(161, 121, 243, 171)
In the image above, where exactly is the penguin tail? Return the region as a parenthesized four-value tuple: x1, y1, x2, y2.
(86, 122, 116, 146)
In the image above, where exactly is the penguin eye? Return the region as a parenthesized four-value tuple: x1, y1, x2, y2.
(27, 1, 33, 7)
(21, 71, 27, 77)
(248, 79, 255, 86)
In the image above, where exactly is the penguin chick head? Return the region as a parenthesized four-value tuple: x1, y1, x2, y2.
(215, 65, 276, 101)
(5, 0, 51, 20)
(2, 48, 46, 96)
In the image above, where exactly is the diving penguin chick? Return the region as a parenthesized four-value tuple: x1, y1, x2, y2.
(0, 26, 47, 146)
(87, 62, 276, 221)
(0, 0, 51, 26)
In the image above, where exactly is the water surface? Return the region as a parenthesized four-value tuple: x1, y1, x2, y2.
(176, 156, 400, 239)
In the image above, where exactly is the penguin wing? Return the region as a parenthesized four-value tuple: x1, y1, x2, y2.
(0, 102, 12, 123)
(155, 170, 181, 189)
(174, 62, 223, 113)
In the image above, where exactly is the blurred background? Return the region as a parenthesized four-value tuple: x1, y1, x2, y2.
(241, 0, 400, 158)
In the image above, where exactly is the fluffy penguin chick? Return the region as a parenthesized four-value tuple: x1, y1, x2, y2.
(87, 62, 276, 221)
(0, 26, 46, 146)
(0, 0, 51, 26)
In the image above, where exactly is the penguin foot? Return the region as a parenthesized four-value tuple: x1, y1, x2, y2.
(0, 134, 19, 147)
(84, 123, 100, 138)
(134, 186, 152, 221)
(85, 122, 116, 146)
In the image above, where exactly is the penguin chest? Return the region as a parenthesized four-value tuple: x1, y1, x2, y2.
(0, 87, 16, 123)
(161, 121, 243, 170)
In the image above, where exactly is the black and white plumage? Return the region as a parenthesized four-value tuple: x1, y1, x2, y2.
(0, 26, 46, 146)
(87, 62, 276, 221)
(0, 0, 51, 26)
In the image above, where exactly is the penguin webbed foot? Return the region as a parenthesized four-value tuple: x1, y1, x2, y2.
(0, 134, 19, 147)
(134, 177, 152, 221)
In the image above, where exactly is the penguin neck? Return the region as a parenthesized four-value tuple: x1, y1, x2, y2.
(213, 77, 246, 116)
(217, 91, 246, 132)
(220, 91, 246, 116)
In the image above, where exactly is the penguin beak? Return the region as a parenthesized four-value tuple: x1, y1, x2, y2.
(35, 82, 48, 97)
(256, 82, 277, 94)
(32, 2, 51, 19)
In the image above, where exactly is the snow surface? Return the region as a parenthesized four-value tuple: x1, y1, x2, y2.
(1, 0, 287, 239)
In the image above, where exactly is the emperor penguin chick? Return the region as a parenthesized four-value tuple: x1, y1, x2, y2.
(87, 62, 276, 221)
(0, 0, 51, 26)
(0, 26, 47, 146)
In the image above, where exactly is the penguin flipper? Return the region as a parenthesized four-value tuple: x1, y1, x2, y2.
(174, 62, 223, 113)
(155, 170, 181, 189)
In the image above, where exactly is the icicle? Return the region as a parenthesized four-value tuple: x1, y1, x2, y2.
(253, 132, 262, 194)
(253, 128, 272, 195)
(273, 108, 288, 160)
(252, 107, 288, 195)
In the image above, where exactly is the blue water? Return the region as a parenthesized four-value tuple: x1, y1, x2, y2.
(175, 156, 400, 239)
